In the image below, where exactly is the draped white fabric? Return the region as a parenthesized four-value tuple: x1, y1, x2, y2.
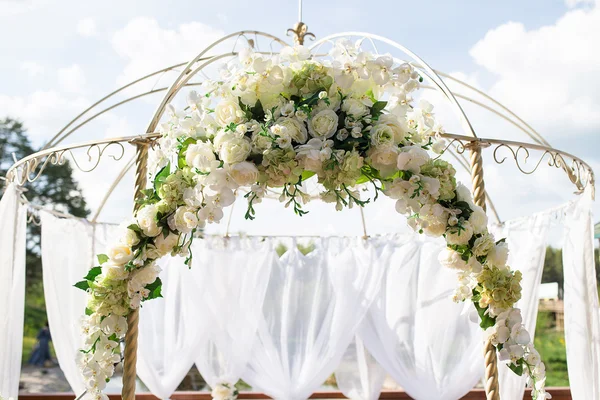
(41, 213, 118, 396)
(185, 238, 275, 389)
(242, 238, 390, 400)
(490, 213, 551, 399)
(334, 337, 386, 400)
(0, 184, 27, 399)
(358, 236, 483, 400)
(562, 188, 600, 399)
(137, 256, 199, 399)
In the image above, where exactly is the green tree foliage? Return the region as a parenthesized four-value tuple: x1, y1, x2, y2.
(1, 117, 89, 336)
(542, 246, 600, 299)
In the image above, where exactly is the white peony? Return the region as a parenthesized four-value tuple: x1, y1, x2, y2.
(154, 232, 179, 255)
(367, 145, 398, 177)
(341, 98, 369, 118)
(438, 248, 468, 270)
(488, 242, 509, 268)
(370, 124, 395, 147)
(455, 183, 474, 205)
(469, 205, 488, 234)
(168, 206, 199, 234)
(445, 221, 474, 246)
(308, 109, 339, 139)
(396, 145, 430, 173)
(472, 233, 495, 257)
(276, 117, 308, 144)
(186, 142, 218, 173)
(136, 204, 161, 237)
(219, 137, 252, 164)
(227, 161, 259, 186)
(378, 114, 406, 144)
(214, 99, 245, 127)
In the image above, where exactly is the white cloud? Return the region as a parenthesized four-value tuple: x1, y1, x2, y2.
(21, 61, 44, 77)
(112, 17, 225, 89)
(76, 17, 97, 37)
(58, 64, 86, 93)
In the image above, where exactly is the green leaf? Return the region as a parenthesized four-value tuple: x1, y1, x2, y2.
(153, 162, 171, 193)
(144, 277, 163, 301)
(453, 200, 473, 220)
(473, 300, 496, 330)
(85, 307, 93, 316)
(84, 266, 103, 282)
(74, 280, 89, 291)
(127, 224, 142, 233)
(370, 101, 388, 116)
(507, 359, 524, 376)
(365, 89, 377, 104)
(301, 170, 316, 181)
(97, 254, 109, 265)
(177, 138, 197, 169)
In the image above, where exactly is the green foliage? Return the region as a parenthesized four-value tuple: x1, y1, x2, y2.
(144, 277, 163, 300)
(535, 311, 569, 386)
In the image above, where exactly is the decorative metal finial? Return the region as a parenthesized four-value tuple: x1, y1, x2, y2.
(286, 22, 315, 46)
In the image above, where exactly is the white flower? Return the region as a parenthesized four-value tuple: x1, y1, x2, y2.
(420, 176, 441, 199)
(511, 324, 531, 345)
(100, 314, 128, 338)
(308, 109, 339, 139)
(432, 139, 446, 154)
(219, 137, 252, 164)
(276, 117, 308, 144)
(341, 98, 369, 118)
(472, 234, 495, 257)
(367, 55, 393, 85)
(367, 145, 398, 177)
(280, 45, 310, 62)
(204, 186, 236, 208)
(488, 242, 509, 268)
(168, 206, 199, 234)
(227, 161, 259, 186)
(214, 99, 245, 127)
(101, 262, 129, 281)
(136, 204, 162, 237)
(186, 142, 218, 173)
(526, 346, 541, 366)
(499, 344, 525, 366)
(107, 243, 134, 264)
(486, 323, 510, 346)
(119, 224, 140, 247)
(396, 145, 430, 173)
(445, 221, 474, 246)
(438, 248, 468, 270)
(469, 205, 488, 234)
(211, 382, 237, 400)
(154, 232, 179, 255)
(455, 183, 474, 206)
(377, 114, 406, 144)
(198, 205, 224, 224)
(370, 124, 395, 147)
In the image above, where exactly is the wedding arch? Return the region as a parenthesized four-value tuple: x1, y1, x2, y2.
(3, 19, 595, 400)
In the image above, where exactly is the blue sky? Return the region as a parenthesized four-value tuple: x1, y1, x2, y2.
(1, 0, 598, 237)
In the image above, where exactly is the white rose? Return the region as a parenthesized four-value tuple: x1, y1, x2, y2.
(341, 98, 368, 118)
(101, 262, 129, 281)
(488, 242, 509, 268)
(219, 137, 252, 164)
(367, 145, 398, 177)
(168, 206, 199, 234)
(370, 124, 395, 147)
(455, 183, 474, 205)
(136, 204, 162, 237)
(472, 233, 495, 257)
(227, 161, 259, 186)
(438, 248, 468, 270)
(276, 117, 308, 144)
(215, 99, 245, 127)
(251, 130, 272, 152)
(119, 225, 140, 247)
(424, 221, 447, 237)
(308, 109, 339, 139)
(378, 114, 406, 144)
(396, 145, 430, 173)
(107, 243, 134, 264)
(445, 221, 474, 246)
(186, 142, 218, 173)
(211, 384, 235, 400)
(154, 232, 179, 255)
(469, 205, 488, 234)
(131, 263, 161, 288)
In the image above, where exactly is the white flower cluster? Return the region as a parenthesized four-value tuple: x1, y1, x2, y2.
(76, 40, 546, 399)
(211, 382, 238, 400)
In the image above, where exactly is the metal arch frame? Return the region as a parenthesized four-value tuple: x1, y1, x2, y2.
(2, 29, 596, 400)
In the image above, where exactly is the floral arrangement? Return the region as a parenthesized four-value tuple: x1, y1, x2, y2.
(75, 40, 550, 399)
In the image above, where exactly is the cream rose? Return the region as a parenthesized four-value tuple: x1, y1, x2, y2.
(211, 384, 236, 400)
(438, 248, 468, 270)
(107, 243, 135, 264)
(276, 117, 308, 144)
(119, 224, 140, 247)
(228, 161, 259, 186)
(215, 99, 245, 127)
(469, 205, 488, 234)
(445, 221, 474, 246)
(186, 142, 217, 173)
(472, 233, 495, 257)
(101, 262, 129, 281)
(488, 242, 509, 268)
(168, 206, 199, 234)
(378, 114, 406, 144)
(219, 137, 252, 164)
(154, 232, 179, 256)
(341, 98, 369, 118)
(136, 204, 161, 237)
(367, 145, 398, 177)
(308, 109, 339, 139)
(370, 124, 395, 147)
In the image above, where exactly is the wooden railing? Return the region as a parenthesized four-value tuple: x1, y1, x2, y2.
(18, 388, 572, 400)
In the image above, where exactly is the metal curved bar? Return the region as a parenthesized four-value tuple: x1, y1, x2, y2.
(309, 32, 478, 139)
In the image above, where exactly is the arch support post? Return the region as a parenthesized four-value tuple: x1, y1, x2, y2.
(122, 139, 149, 400)
(466, 140, 499, 400)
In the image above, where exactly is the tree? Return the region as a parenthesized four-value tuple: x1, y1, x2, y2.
(1, 117, 89, 336)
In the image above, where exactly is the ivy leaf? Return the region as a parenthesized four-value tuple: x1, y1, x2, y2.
(74, 280, 89, 291)
(84, 266, 102, 282)
(97, 254, 109, 265)
(153, 163, 171, 193)
(144, 277, 163, 301)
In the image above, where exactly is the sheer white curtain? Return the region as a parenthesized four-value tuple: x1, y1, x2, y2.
(242, 237, 390, 400)
(185, 237, 275, 389)
(136, 256, 199, 399)
(334, 336, 386, 400)
(562, 188, 600, 399)
(41, 213, 119, 396)
(490, 212, 551, 399)
(358, 235, 482, 400)
(0, 184, 27, 399)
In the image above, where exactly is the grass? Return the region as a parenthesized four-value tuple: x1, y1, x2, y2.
(534, 311, 569, 387)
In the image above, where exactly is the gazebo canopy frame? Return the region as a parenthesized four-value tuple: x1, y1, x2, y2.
(2, 23, 595, 400)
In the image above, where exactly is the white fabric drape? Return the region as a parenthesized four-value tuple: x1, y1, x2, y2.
(490, 213, 551, 399)
(0, 184, 27, 399)
(563, 187, 600, 399)
(41, 213, 118, 396)
(242, 238, 390, 400)
(334, 336, 386, 400)
(136, 256, 199, 399)
(186, 238, 275, 389)
(358, 236, 482, 400)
